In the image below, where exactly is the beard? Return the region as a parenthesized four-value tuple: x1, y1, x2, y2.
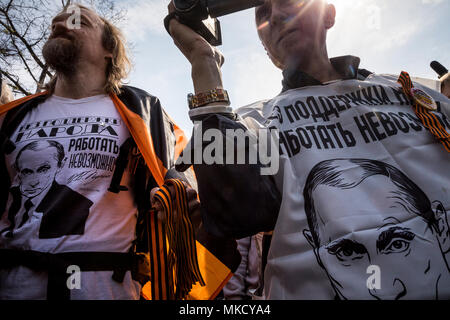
(42, 35, 81, 76)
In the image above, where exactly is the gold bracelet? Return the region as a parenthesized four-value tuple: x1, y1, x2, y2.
(188, 88, 230, 109)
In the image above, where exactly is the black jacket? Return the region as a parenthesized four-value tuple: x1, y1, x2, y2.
(0, 86, 240, 300)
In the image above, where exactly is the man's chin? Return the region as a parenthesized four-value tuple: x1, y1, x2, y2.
(22, 190, 41, 198)
(42, 39, 80, 75)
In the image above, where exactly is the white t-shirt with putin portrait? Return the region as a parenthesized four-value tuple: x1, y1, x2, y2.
(0, 94, 141, 300)
(237, 74, 450, 300)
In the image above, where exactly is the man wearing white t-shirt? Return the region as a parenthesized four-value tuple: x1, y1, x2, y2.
(0, 4, 224, 300)
(167, 0, 450, 299)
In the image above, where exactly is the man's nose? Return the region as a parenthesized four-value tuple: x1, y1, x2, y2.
(29, 175, 40, 187)
(368, 276, 407, 300)
(269, 4, 290, 27)
(51, 19, 70, 34)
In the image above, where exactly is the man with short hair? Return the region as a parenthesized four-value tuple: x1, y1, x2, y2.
(1, 140, 93, 239)
(0, 4, 235, 300)
(14, 140, 67, 200)
(167, 0, 450, 299)
(303, 158, 449, 300)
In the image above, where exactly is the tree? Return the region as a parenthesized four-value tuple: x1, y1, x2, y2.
(0, 0, 126, 96)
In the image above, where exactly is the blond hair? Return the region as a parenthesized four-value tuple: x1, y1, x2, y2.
(45, 4, 131, 95)
(100, 16, 131, 95)
(1, 81, 13, 105)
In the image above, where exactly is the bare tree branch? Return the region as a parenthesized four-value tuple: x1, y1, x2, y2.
(1, 69, 31, 95)
(0, 9, 48, 70)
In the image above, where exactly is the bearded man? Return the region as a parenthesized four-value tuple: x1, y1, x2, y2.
(0, 4, 236, 300)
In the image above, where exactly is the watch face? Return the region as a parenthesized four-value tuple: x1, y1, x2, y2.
(174, 0, 198, 12)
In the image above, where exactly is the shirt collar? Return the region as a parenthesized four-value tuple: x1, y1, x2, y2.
(281, 55, 361, 92)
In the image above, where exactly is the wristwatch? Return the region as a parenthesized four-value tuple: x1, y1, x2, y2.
(188, 88, 230, 109)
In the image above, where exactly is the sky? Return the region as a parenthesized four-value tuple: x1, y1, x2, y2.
(46, 0, 450, 134)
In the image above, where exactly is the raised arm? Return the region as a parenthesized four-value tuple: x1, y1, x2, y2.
(166, 3, 281, 239)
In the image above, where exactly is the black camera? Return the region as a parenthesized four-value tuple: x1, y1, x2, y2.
(169, 0, 264, 46)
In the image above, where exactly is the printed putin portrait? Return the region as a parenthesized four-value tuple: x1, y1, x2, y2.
(1, 140, 93, 239)
(302, 158, 449, 300)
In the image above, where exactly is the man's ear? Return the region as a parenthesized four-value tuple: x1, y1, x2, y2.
(57, 157, 67, 174)
(303, 229, 316, 248)
(303, 229, 326, 269)
(324, 4, 336, 30)
(433, 201, 450, 254)
(105, 53, 113, 62)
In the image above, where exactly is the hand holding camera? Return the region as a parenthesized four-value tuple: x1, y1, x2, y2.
(165, 0, 264, 94)
(167, 2, 222, 68)
(166, 0, 264, 46)
(166, 1, 224, 95)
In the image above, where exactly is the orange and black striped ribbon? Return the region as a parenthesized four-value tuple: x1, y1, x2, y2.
(397, 71, 450, 152)
(151, 179, 205, 300)
(148, 208, 173, 300)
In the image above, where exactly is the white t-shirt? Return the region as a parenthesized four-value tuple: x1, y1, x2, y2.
(0, 95, 141, 300)
(237, 74, 450, 300)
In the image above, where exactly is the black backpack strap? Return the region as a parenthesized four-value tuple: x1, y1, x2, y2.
(108, 137, 135, 194)
(0, 249, 133, 300)
(1, 110, 20, 155)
